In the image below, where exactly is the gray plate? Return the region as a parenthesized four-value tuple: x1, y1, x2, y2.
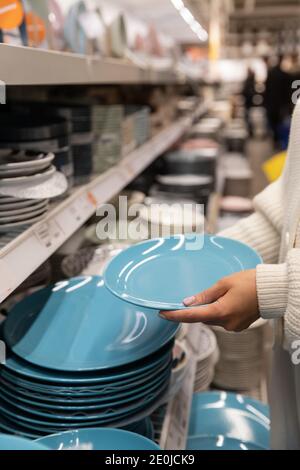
(0, 213, 47, 232)
(0, 200, 48, 216)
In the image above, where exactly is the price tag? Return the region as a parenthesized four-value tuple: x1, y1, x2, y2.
(34, 220, 64, 250)
(162, 356, 196, 450)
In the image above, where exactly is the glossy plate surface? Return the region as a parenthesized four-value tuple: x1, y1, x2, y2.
(188, 392, 270, 449)
(104, 235, 262, 310)
(0, 434, 48, 450)
(4, 276, 177, 371)
(187, 435, 265, 451)
(36, 428, 160, 450)
(191, 391, 269, 421)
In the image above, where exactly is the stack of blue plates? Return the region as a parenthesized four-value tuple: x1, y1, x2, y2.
(0, 276, 177, 439)
(187, 392, 270, 450)
(35, 428, 160, 450)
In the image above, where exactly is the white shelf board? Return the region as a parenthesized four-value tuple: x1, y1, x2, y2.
(0, 44, 184, 86)
(0, 109, 208, 303)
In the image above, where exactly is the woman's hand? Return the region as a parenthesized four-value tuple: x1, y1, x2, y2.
(159, 269, 260, 332)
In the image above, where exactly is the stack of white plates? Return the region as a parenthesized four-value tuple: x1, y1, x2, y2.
(0, 150, 68, 231)
(194, 325, 219, 393)
(212, 319, 268, 391)
(137, 201, 205, 239)
(0, 276, 177, 438)
(0, 150, 67, 196)
(0, 197, 49, 232)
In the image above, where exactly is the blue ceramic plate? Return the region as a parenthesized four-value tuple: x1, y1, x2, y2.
(0, 367, 171, 414)
(0, 416, 41, 439)
(0, 380, 169, 429)
(190, 392, 269, 424)
(188, 393, 270, 449)
(187, 435, 266, 451)
(4, 276, 178, 371)
(36, 428, 160, 450)
(0, 357, 171, 402)
(0, 434, 48, 450)
(104, 235, 262, 310)
(1, 344, 172, 385)
(1, 382, 169, 431)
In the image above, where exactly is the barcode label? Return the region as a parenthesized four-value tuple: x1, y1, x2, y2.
(34, 220, 64, 249)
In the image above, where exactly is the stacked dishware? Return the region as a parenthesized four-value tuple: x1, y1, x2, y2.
(187, 391, 270, 450)
(0, 110, 70, 197)
(11, 103, 75, 190)
(193, 325, 219, 393)
(169, 341, 190, 397)
(217, 196, 254, 232)
(0, 111, 71, 154)
(188, 118, 223, 140)
(222, 153, 253, 198)
(35, 428, 159, 450)
(179, 138, 219, 151)
(128, 107, 151, 147)
(54, 105, 93, 186)
(92, 106, 123, 174)
(220, 196, 253, 216)
(222, 121, 248, 153)
(162, 148, 218, 179)
(0, 149, 67, 232)
(153, 174, 214, 211)
(212, 319, 268, 391)
(136, 199, 205, 238)
(0, 276, 177, 438)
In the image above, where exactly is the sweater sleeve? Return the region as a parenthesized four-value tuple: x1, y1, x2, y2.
(219, 177, 283, 264)
(256, 250, 300, 347)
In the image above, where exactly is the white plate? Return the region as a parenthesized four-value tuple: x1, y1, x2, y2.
(0, 206, 48, 223)
(0, 199, 48, 210)
(0, 171, 68, 199)
(0, 200, 48, 216)
(0, 213, 47, 232)
(0, 166, 56, 187)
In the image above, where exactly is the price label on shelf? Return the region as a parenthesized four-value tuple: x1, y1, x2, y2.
(34, 220, 65, 250)
(162, 356, 196, 450)
(68, 192, 95, 224)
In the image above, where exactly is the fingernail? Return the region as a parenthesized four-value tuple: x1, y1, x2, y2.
(159, 312, 167, 318)
(183, 296, 196, 306)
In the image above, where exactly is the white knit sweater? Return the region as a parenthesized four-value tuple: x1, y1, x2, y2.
(220, 99, 300, 349)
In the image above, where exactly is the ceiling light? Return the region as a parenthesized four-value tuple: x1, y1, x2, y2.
(180, 7, 195, 25)
(170, 0, 184, 10)
(170, 0, 208, 42)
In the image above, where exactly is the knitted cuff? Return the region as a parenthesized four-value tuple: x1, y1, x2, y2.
(256, 263, 288, 319)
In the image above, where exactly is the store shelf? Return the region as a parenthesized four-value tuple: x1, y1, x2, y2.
(0, 44, 184, 86)
(0, 107, 209, 303)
